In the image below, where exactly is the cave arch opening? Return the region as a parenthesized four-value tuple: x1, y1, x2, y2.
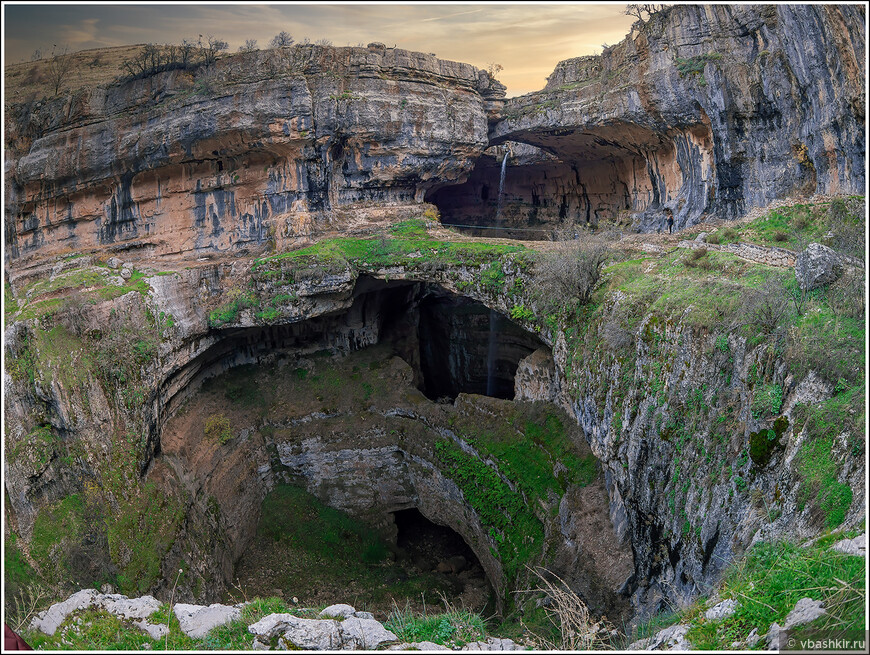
(426, 122, 713, 238)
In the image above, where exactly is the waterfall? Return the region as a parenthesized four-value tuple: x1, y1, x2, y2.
(495, 150, 509, 224)
(486, 147, 509, 396)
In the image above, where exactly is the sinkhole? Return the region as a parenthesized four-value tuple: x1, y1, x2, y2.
(156, 275, 564, 613)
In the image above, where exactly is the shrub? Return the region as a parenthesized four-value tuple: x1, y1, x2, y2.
(685, 247, 712, 269)
(600, 320, 632, 351)
(735, 276, 789, 338)
(533, 240, 610, 313)
(752, 383, 783, 418)
(826, 198, 865, 261)
(522, 567, 614, 650)
(385, 597, 485, 646)
(204, 414, 233, 444)
(46, 45, 74, 95)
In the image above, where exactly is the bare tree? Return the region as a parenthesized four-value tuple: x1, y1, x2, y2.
(624, 4, 666, 23)
(31, 48, 43, 61)
(203, 35, 229, 67)
(46, 45, 74, 95)
(270, 31, 294, 48)
(314, 38, 333, 46)
(736, 277, 790, 336)
(179, 38, 196, 67)
(239, 38, 258, 52)
(486, 62, 504, 80)
(534, 239, 611, 311)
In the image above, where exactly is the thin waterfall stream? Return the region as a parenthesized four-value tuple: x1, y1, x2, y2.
(486, 148, 510, 396)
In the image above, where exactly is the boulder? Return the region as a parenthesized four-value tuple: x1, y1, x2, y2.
(103, 594, 162, 620)
(783, 598, 826, 629)
(135, 620, 169, 640)
(628, 624, 691, 650)
(173, 602, 241, 639)
(388, 641, 450, 650)
(795, 243, 843, 290)
(765, 622, 783, 650)
(30, 589, 100, 635)
(319, 603, 358, 620)
(831, 534, 865, 557)
(29, 590, 164, 636)
(249, 612, 397, 650)
(249, 614, 343, 650)
(462, 637, 521, 650)
(338, 617, 398, 649)
(705, 598, 738, 621)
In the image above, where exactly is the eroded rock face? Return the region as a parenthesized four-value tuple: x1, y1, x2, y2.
(6, 45, 501, 264)
(485, 4, 864, 232)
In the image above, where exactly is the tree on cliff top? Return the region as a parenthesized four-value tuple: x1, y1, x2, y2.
(203, 35, 229, 66)
(46, 45, 74, 96)
(624, 4, 666, 24)
(486, 62, 504, 81)
(270, 31, 294, 48)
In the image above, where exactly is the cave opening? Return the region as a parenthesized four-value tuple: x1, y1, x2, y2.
(161, 278, 544, 419)
(416, 290, 540, 401)
(426, 124, 711, 238)
(393, 508, 491, 605)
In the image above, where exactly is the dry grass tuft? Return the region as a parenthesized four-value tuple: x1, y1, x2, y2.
(520, 566, 615, 650)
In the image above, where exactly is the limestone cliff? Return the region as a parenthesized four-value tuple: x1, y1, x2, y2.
(3, 4, 864, 630)
(467, 4, 865, 232)
(5, 44, 503, 264)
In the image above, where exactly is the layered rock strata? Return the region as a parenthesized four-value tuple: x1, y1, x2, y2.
(6, 44, 503, 264)
(481, 4, 864, 232)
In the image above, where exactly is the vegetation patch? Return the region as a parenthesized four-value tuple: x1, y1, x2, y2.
(793, 437, 854, 530)
(386, 601, 486, 647)
(234, 484, 458, 610)
(204, 413, 233, 444)
(705, 197, 865, 260)
(435, 439, 544, 586)
(681, 536, 864, 649)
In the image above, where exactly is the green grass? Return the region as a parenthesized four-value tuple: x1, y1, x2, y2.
(751, 383, 783, 418)
(786, 302, 864, 386)
(450, 403, 597, 510)
(239, 483, 457, 608)
(705, 198, 865, 259)
(6, 423, 61, 469)
(434, 439, 544, 585)
(204, 413, 233, 444)
(11, 267, 153, 325)
(29, 494, 89, 587)
(682, 536, 865, 648)
(385, 602, 486, 647)
(258, 484, 390, 564)
(107, 481, 185, 596)
(793, 437, 854, 530)
(4, 280, 21, 326)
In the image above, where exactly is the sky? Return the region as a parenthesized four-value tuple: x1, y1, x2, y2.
(2, 2, 638, 96)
